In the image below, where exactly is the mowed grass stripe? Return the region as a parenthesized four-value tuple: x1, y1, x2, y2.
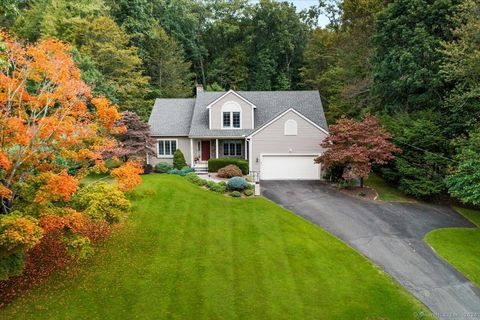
(1, 175, 430, 319)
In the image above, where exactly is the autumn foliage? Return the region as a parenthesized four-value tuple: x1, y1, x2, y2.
(316, 115, 401, 186)
(0, 31, 140, 282)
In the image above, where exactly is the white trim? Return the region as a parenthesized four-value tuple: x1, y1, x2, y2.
(156, 138, 179, 158)
(206, 89, 256, 109)
(215, 139, 219, 158)
(221, 101, 242, 129)
(248, 138, 253, 173)
(208, 109, 211, 130)
(190, 138, 194, 166)
(246, 108, 329, 138)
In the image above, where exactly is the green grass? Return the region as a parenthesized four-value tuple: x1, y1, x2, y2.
(365, 173, 413, 202)
(80, 172, 113, 185)
(1, 175, 429, 319)
(425, 207, 480, 287)
(454, 206, 480, 227)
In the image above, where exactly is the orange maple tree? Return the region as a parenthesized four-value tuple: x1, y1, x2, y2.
(0, 31, 140, 214)
(315, 115, 401, 187)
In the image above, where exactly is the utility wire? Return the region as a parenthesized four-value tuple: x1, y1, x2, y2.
(392, 139, 457, 163)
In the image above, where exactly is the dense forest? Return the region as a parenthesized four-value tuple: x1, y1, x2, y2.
(1, 0, 479, 204)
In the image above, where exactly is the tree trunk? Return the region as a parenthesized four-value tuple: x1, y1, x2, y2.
(360, 177, 364, 188)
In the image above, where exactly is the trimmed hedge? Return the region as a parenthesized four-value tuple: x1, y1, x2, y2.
(208, 158, 248, 175)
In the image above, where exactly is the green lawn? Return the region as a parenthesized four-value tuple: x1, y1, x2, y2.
(365, 173, 413, 202)
(1, 175, 429, 319)
(425, 207, 480, 287)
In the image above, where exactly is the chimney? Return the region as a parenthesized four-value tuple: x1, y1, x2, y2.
(196, 83, 203, 95)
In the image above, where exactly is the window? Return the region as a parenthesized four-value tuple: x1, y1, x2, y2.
(158, 140, 177, 156)
(223, 142, 242, 156)
(232, 112, 240, 128)
(221, 101, 242, 129)
(223, 112, 231, 128)
(284, 119, 298, 136)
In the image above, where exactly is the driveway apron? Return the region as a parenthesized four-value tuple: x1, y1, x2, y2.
(261, 180, 480, 319)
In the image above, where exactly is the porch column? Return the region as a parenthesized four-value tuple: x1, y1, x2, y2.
(244, 139, 248, 160)
(190, 138, 194, 166)
(215, 139, 219, 158)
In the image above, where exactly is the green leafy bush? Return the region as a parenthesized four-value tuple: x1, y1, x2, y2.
(185, 172, 200, 183)
(209, 182, 227, 193)
(208, 158, 248, 175)
(195, 178, 207, 186)
(230, 191, 241, 197)
(0, 214, 43, 280)
(72, 183, 130, 224)
(0, 252, 25, 281)
(227, 177, 249, 191)
(154, 162, 172, 173)
(168, 167, 193, 176)
(173, 149, 187, 169)
(244, 189, 254, 197)
(217, 164, 243, 178)
(181, 167, 195, 174)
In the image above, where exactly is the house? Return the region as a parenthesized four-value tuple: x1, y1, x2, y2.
(147, 85, 329, 180)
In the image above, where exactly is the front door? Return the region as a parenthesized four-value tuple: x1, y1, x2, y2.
(201, 141, 211, 160)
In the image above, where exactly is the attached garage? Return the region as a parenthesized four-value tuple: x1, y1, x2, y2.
(260, 155, 321, 180)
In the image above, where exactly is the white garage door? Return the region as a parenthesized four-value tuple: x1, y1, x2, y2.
(260, 155, 320, 180)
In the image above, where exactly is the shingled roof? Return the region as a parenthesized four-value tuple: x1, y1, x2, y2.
(148, 98, 195, 136)
(149, 91, 327, 137)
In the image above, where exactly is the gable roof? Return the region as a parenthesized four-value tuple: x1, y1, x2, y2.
(205, 90, 257, 109)
(188, 90, 327, 137)
(148, 98, 195, 136)
(247, 108, 329, 138)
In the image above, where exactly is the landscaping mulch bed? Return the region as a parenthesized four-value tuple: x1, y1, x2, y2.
(339, 186, 378, 201)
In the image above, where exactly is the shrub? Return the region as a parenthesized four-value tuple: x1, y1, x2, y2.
(181, 167, 195, 174)
(206, 180, 217, 189)
(230, 191, 241, 197)
(72, 183, 130, 224)
(208, 158, 248, 175)
(244, 189, 254, 197)
(154, 162, 172, 173)
(185, 172, 200, 183)
(0, 214, 43, 280)
(195, 178, 207, 186)
(209, 183, 227, 193)
(227, 177, 249, 191)
(217, 164, 243, 178)
(143, 164, 153, 174)
(173, 149, 187, 169)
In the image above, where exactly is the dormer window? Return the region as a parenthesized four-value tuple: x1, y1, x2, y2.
(221, 101, 242, 129)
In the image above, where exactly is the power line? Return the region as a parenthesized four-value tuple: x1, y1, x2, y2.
(392, 139, 457, 163)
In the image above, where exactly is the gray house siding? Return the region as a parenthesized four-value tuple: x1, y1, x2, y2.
(209, 92, 254, 130)
(148, 136, 192, 167)
(250, 110, 327, 172)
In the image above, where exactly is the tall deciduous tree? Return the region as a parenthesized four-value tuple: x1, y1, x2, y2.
(446, 128, 480, 205)
(440, 0, 480, 137)
(315, 115, 400, 187)
(81, 16, 151, 118)
(0, 32, 137, 213)
(371, 0, 461, 113)
(143, 26, 193, 98)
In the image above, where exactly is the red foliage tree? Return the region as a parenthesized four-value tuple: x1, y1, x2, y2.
(107, 111, 155, 161)
(315, 115, 401, 187)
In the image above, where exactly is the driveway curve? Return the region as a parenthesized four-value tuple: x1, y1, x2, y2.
(261, 180, 480, 319)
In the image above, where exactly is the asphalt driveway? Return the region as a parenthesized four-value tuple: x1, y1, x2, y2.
(261, 180, 480, 319)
